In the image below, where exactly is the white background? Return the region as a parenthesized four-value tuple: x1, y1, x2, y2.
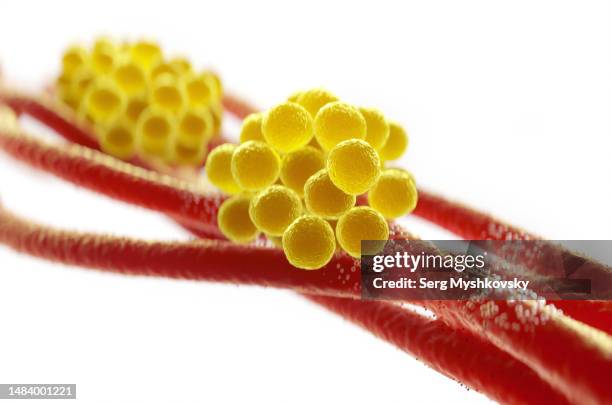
(0, 1, 610, 404)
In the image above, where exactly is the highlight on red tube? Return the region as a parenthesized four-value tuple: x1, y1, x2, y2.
(0, 2, 610, 404)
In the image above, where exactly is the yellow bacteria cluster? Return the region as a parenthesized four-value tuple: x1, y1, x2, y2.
(56, 38, 223, 166)
(207, 88, 417, 270)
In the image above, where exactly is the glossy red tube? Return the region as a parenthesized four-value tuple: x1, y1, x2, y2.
(0, 202, 571, 405)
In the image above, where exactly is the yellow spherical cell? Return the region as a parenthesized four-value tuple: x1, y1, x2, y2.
(239, 113, 264, 143)
(203, 71, 222, 99)
(217, 195, 259, 244)
(262, 102, 313, 153)
(61, 46, 88, 77)
(130, 40, 163, 71)
(82, 79, 126, 124)
(124, 94, 148, 127)
(91, 46, 118, 76)
(296, 88, 339, 118)
(113, 62, 147, 95)
(279, 146, 325, 196)
(327, 139, 381, 195)
(205, 144, 241, 195)
(169, 57, 192, 75)
(282, 215, 336, 270)
(336, 206, 389, 258)
(378, 121, 409, 161)
(136, 107, 176, 158)
(93, 37, 119, 54)
(368, 169, 418, 219)
(70, 67, 95, 103)
(304, 169, 356, 219)
(210, 103, 223, 135)
(359, 107, 390, 150)
(151, 74, 186, 113)
(249, 185, 302, 236)
(99, 119, 136, 160)
(287, 90, 302, 102)
(231, 141, 280, 191)
(177, 109, 213, 147)
(171, 136, 207, 166)
(185, 74, 216, 107)
(313, 101, 367, 151)
(150, 62, 179, 81)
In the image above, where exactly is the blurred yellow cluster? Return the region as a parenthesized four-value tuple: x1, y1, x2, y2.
(55, 38, 223, 166)
(207, 88, 417, 270)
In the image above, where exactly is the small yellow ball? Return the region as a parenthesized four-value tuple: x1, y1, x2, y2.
(249, 185, 302, 236)
(99, 119, 135, 159)
(336, 206, 389, 258)
(304, 169, 355, 219)
(130, 40, 163, 71)
(368, 169, 418, 219)
(296, 88, 339, 117)
(282, 215, 336, 270)
(61, 46, 89, 77)
(279, 146, 325, 196)
(82, 79, 126, 124)
(239, 113, 264, 143)
(378, 121, 409, 161)
(185, 74, 217, 107)
(262, 102, 313, 153)
(313, 101, 366, 151)
(151, 74, 186, 113)
(136, 107, 175, 158)
(177, 109, 213, 146)
(113, 62, 147, 96)
(359, 107, 390, 150)
(287, 90, 302, 102)
(124, 95, 148, 127)
(327, 139, 381, 195)
(218, 195, 259, 243)
(231, 141, 280, 191)
(205, 144, 241, 195)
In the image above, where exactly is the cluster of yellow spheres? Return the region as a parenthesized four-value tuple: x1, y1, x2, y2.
(207, 88, 417, 270)
(56, 37, 223, 166)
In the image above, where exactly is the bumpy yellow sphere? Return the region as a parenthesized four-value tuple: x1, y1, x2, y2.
(124, 95, 148, 127)
(279, 146, 325, 196)
(130, 41, 162, 71)
(231, 141, 280, 191)
(185, 74, 216, 107)
(151, 74, 185, 113)
(239, 113, 264, 143)
(296, 88, 339, 117)
(368, 169, 418, 219)
(249, 185, 302, 236)
(177, 109, 213, 146)
(114, 62, 147, 96)
(171, 137, 207, 166)
(304, 169, 355, 219)
(359, 107, 390, 150)
(313, 102, 366, 151)
(378, 121, 409, 161)
(262, 102, 313, 153)
(336, 207, 389, 258)
(287, 90, 302, 102)
(136, 107, 175, 158)
(82, 79, 126, 124)
(205, 144, 241, 194)
(218, 195, 259, 243)
(61, 46, 88, 77)
(99, 119, 135, 159)
(282, 216, 336, 270)
(327, 139, 381, 195)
